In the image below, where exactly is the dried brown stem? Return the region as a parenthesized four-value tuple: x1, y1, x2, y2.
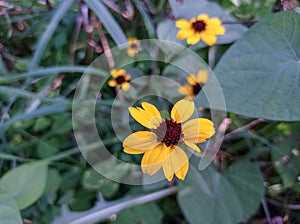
(222, 19, 259, 25)
(224, 118, 265, 140)
(93, 15, 115, 69)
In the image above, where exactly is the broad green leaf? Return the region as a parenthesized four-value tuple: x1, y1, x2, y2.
(112, 202, 163, 224)
(0, 188, 22, 224)
(157, 0, 247, 47)
(177, 160, 264, 224)
(0, 161, 48, 210)
(86, 0, 127, 45)
(198, 12, 300, 121)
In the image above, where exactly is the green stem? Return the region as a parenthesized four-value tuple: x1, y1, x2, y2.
(0, 66, 107, 84)
(47, 137, 119, 162)
(0, 152, 35, 162)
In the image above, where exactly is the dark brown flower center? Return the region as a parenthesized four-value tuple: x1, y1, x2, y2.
(193, 83, 202, 95)
(116, 75, 126, 84)
(152, 119, 183, 147)
(130, 43, 139, 50)
(192, 20, 206, 32)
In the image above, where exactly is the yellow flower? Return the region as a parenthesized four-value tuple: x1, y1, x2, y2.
(123, 99, 215, 181)
(178, 70, 208, 99)
(127, 37, 141, 57)
(176, 14, 225, 46)
(108, 69, 131, 91)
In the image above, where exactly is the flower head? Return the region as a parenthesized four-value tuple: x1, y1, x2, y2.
(123, 99, 215, 181)
(178, 70, 208, 99)
(127, 37, 141, 57)
(108, 69, 131, 91)
(176, 14, 225, 46)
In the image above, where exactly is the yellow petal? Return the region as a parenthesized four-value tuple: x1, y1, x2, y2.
(206, 18, 225, 34)
(178, 85, 193, 96)
(186, 33, 201, 45)
(171, 99, 194, 123)
(121, 82, 130, 91)
(176, 19, 191, 29)
(200, 33, 217, 46)
(128, 37, 138, 44)
(162, 156, 173, 181)
(141, 102, 162, 128)
(127, 48, 136, 57)
(206, 24, 225, 35)
(129, 102, 162, 129)
(124, 147, 145, 154)
(171, 146, 189, 180)
(108, 80, 117, 87)
(187, 75, 197, 85)
(123, 131, 159, 150)
(177, 29, 194, 40)
(125, 75, 131, 81)
(196, 70, 208, 84)
(208, 18, 222, 26)
(197, 14, 209, 22)
(141, 143, 171, 175)
(184, 141, 201, 152)
(182, 118, 215, 143)
(111, 69, 126, 78)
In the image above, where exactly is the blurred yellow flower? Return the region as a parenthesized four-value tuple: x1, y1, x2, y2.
(123, 99, 215, 181)
(108, 69, 131, 91)
(178, 70, 208, 99)
(176, 14, 225, 46)
(127, 37, 141, 57)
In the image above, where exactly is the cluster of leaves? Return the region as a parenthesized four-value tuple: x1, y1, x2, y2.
(0, 0, 300, 224)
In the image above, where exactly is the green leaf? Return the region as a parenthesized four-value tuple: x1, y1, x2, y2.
(198, 12, 300, 121)
(0, 188, 23, 224)
(160, 110, 171, 120)
(112, 202, 164, 224)
(177, 160, 264, 224)
(33, 117, 52, 132)
(0, 161, 48, 210)
(82, 168, 119, 199)
(157, 0, 247, 47)
(86, 0, 127, 45)
(44, 169, 62, 195)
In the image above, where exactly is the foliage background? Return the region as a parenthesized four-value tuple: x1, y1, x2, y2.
(0, 0, 300, 223)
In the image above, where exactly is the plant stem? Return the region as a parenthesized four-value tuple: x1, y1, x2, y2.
(222, 19, 259, 25)
(266, 198, 300, 210)
(224, 118, 265, 140)
(69, 187, 177, 224)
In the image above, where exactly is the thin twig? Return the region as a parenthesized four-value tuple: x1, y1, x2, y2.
(222, 19, 259, 25)
(224, 118, 265, 140)
(266, 198, 300, 210)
